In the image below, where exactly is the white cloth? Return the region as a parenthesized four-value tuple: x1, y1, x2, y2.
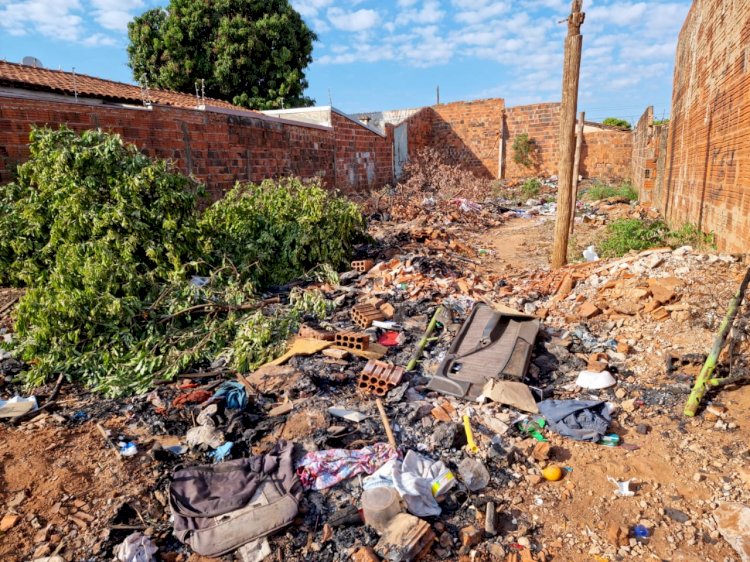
(362, 450, 452, 517)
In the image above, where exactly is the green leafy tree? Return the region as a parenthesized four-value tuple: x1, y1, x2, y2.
(127, 0, 316, 110)
(602, 117, 632, 130)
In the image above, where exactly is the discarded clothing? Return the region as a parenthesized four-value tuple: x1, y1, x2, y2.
(170, 440, 301, 557)
(363, 450, 454, 517)
(538, 399, 613, 442)
(173, 390, 213, 409)
(213, 381, 248, 410)
(115, 532, 157, 562)
(296, 443, 398, 490)
(186, 425, 225, 449)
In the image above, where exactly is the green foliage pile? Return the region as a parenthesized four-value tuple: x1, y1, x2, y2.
(598, 219, 715, 258)
(0, 128, 362, 395)
(602, 117, 632, 130)
(512, 134, 537, 168)
(127, 0, 316, 109)
(200, 178, 366, 288)
(667, 223, 716, 250)
(521, 178, 541, 199)
(598, 219, 669, 257)
(584, 181, 638, 202)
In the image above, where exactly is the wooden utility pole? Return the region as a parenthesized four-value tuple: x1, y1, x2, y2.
(551, 0, 585, 268)
(570, 111, 585, 234)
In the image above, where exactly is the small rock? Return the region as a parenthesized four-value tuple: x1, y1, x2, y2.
(621, 399, 637, 413)
(607, 522, 629, 547)
(439, 531, 453, 548)
(714, 502, 750, 562)
(635, 424, 650, 435)
(693, 472, 705, 482)
(459, 525, 482, 549)
(0, 514, 20, 532)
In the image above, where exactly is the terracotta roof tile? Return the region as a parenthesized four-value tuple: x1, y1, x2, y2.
(0, 60, 242, 111)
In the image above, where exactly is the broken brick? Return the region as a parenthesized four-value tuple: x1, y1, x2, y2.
(0, 514, 20, 532)
(379, 302, 396, 319)
(459, 525, 483, 548)
(352, 546, 381, 562)
(577, 302, 601, 319)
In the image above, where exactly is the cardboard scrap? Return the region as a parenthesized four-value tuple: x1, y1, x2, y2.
(482, 379, 539, 414)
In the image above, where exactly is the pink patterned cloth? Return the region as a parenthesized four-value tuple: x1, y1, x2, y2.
(296, 443, 398, 490)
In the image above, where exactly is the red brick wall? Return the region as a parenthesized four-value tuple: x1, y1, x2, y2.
(331, 111, 392, 194)
(631, 106, 669, 205)
(404, 107, 433, 158)
(662, 0, 750, 252)
(579, 130, 633, 181)
(503, 102, 632, 181)
(504, 103, 561, 178)
(0, 95, 391, 200)
(430, 99, 504, 178)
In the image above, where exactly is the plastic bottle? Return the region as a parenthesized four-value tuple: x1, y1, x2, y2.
(632, 524, 650, 539)
(458, 458, 490, 491)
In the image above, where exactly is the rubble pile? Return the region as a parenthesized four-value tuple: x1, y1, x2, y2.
(1, 199, 750, 562)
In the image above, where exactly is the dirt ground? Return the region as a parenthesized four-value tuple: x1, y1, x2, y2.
(1, 201, 749, 562)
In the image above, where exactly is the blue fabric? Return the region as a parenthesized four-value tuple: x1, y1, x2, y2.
(210, 442, 234, 463)
(538, 399, 612, 442)
(213, 381, 248, 410)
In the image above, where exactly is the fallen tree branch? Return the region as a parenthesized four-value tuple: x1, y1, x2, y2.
(0, 295, 20, 317)
(684, 265, 750, 416)
(158, 296, 280, 324)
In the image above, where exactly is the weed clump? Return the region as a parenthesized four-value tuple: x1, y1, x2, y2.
(521, 178, 541, 199)
(598, 218, 715, 258)
(0, 127, 363, 395)
(584, 181, 638, 202)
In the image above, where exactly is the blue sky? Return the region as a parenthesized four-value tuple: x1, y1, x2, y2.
(0, 0, 690, 123)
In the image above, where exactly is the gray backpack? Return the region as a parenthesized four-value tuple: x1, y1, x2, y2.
(169, 440, 301, 556)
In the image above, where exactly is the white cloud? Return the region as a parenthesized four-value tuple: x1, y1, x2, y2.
(292, 0, 334, 18)
(0, 0, 84, 41)
(396, 0, 445, 26)
(0, 0, 147, 47)
(89, 0, 144, 31)
(454, 1, 510, 25)
(327, 7, 379, 32)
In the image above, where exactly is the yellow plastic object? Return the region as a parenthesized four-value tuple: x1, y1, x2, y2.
(462, 414, 479, 454)
(542, 466, 564, 481)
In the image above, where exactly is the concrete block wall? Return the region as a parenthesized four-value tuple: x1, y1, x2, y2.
(662, 0, 750, 252)
(0, 95, 389, 200)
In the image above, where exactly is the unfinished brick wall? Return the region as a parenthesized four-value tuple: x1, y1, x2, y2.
(0, 95, 390, 199)
(331, 111, 393, 194)
(430, 99, 504, 178)
(631, 106, 670, 205)
(579, 130, 633, 182)
(503, 103, 632, 182)
(504, 103, 561, 178)
(662, 0, 750, 252)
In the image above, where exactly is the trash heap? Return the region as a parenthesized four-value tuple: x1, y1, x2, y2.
(1, 137, 750, 562)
